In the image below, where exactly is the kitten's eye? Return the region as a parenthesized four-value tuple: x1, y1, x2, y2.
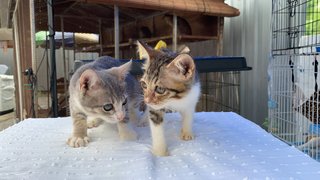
(140, 81, 147, 89)
(103, 104, 113, 111)
(155, 86, 166, 94)
(122, 98, 127, 106)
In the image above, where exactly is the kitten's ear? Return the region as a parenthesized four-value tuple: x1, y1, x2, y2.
(108, 60, 132, 81)
(79, 69, 100, 94)
(136, 41, 153, 60)
(166, 54, 195, 81)
(177, 45, 190, 54)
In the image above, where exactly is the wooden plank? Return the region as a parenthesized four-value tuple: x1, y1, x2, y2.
(0, 112, 15, 131)
(13, 9, 22, 121)
(81, 35, 217, 53)
(0, 112, 15, 122)
(12, 0, 33, 119)
(17, 1, 27, 119)
(22, 0, 33, 118)
(216, 16, 224, 56)
(30, 0, 38, 117)
(83, 0, 240, 17)
(172, 14, 177, 52)
(114, 5, 119, 59)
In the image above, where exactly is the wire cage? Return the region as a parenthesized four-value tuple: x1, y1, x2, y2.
(198, 71, 240, 113)
(270, 0, 320, 161)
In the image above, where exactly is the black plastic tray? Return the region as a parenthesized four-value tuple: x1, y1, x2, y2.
(120, 56, 252, 75)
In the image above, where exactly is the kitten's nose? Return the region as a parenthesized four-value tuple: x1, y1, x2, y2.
(144, 92, 154, 104)
(144, 97, 151, 104)
(116, 113, 125, 121)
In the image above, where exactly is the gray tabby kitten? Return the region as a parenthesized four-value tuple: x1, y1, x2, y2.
(137, 41, 201, 156)
(67, 56, 141, 147)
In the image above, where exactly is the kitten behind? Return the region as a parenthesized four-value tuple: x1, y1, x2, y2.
(67, 56, 142, 148)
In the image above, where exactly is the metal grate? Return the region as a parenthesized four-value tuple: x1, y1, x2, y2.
(270, 0, 320, 161)
(198, 71, 240, 113)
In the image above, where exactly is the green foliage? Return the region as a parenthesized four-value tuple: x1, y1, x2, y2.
(262, 118, 269, 129)
(306, 0, 320, 35)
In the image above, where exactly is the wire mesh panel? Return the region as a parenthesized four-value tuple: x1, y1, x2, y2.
(270, 0, 320, 161)
(197, 71, 240, 113)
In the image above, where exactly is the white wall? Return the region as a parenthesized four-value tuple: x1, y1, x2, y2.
(223, 0, 272, 126)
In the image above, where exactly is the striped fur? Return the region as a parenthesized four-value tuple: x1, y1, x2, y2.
(137, 41, 201, 156)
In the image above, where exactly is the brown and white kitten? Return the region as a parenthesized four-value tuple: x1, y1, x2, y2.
(137, 41, 201, 156)
(67, 56, 142, 148)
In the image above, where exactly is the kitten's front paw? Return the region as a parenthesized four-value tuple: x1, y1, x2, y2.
(180, 131, 194, 141)
(119, 129, 138, 141)
(67, 136, 89, 147)
(87, 119, 102, 129)
(152, 148, 169, 157)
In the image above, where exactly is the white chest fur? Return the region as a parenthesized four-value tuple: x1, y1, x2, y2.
(167, 82, 201, 112)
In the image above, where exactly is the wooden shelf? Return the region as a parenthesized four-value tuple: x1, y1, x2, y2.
(80, 35, 218, 53)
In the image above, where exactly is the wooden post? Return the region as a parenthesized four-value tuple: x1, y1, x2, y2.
(217, 16, 224, 56)
(73, 33, 76, 61)
(13, 14, 23, 121)
(99, 18, 103, 56)
(172, 14, 177, 52)
(61, 16, 68, 116)
(29, 0, 36, 79)
(16, 0, 33, 119)
(114, 5, 119, 59)
(29, 0, 37, 117)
